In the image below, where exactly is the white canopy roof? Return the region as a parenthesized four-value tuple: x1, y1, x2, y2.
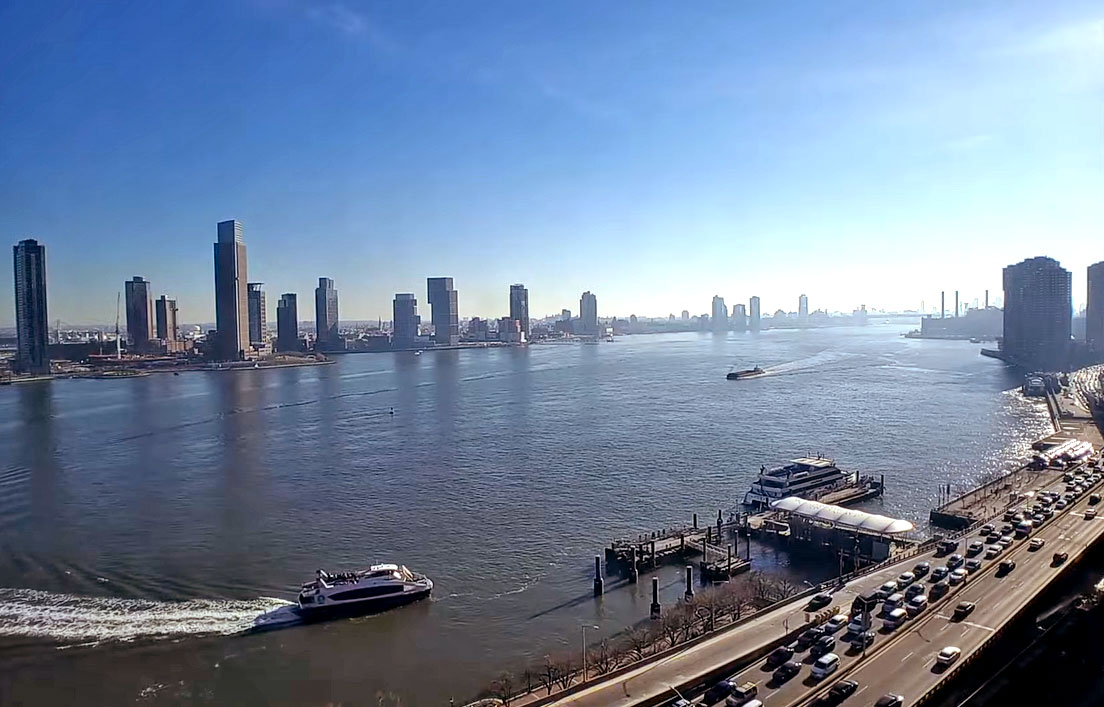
(770, 496, 915, 535)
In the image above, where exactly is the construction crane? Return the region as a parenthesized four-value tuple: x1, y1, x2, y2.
(115, 292, 122, 359)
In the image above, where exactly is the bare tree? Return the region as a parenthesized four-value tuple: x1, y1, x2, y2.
(521, 666, 535, 695)
(553, 654, 579, 691)
(489, 672, 515, 706)
(539, 657, 559, 696)
(588, 639, 620, 676)
(659, 607, 686, 648)
(373, 692, 405, 707)
(622, 624, 654, 662)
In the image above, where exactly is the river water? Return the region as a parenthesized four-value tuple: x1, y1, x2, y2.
(0, 324, 1053, 705)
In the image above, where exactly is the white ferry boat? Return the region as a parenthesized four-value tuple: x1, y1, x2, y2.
(296, 563, 433, 617)
(742, 457, 856, 509)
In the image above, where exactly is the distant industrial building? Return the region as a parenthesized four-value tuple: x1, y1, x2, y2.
(427, 277, 459, 345)
(12, 238, 49, 374)
(124, 276, 154, 352)
(392, 293, 420, 348)
(155, 296, 179, 341)
(1002, 256, 1071, 370)
(247, 282, 267, 347)
(749, 296, 761, 331)
(276, 293, 299, 352)
(509, 284, 530, 338)
(711, 295, 728, 331)
(315, 277, 340, 350)
(1087, 262, 1104, 354)
(213, 220, 249, 360)
(579, 291, 598, 336)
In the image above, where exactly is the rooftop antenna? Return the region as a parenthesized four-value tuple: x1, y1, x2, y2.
(115, 292, 122, 359)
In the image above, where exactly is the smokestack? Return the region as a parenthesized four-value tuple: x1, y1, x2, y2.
(985, 290, 989, 309)
(941, 291, 945, 319)
(955, 291, 959, 318)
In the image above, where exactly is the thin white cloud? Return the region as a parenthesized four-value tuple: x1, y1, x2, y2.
(307, 3, 369, 35)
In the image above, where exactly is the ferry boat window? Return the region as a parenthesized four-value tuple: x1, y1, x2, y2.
(330, 585, 406, 602)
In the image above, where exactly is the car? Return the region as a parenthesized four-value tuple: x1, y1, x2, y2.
(875, 695, 904, 707)
(817, 679, 859, 706)
(1042, 507, 1055, 519)
(985, 544, 1002, 559)
(930, 566, 949, 582)
(998, 535, 1013, 547)
(823, 613, 848, 634)
(1029, 538, 1046, 550)
(967, 541, 984, 556)
(1003, 509, 1015, 521)
(796, 626, 826, 649)
(905, 583, 925, 599)
(936, 540, 958, 555)
(811, 653, 841, 679)
(1057, 499, 1069, 510)
(979, 523, 995, 535)
(913, 561, 930, 578)
(1087, 509, 1097, 520)
(772, 660, 801, 684)
(876, 581, 898, 599)
(723, 681, 758, 706)
(987, 531, 1002, 544)
(946, 554, 964, 569)
(704, 679, 736, 704)
(1000, 523, 1015, 535)
(883, 593, 905, 613)
(936, 646, 961, 665)
(807, 592, 833, 610)
(906, 594, 928, 616)
(965, 558, 982, 573)
(811, 635, 837, 658)
(949, 568, 968, 585)
(849, 630, 875, 650)
(896, 571, 915, 586)
(998, 560, 1016, 575)
(1053, 551, 1069, 565)
(667, 699, 691, 707)
(765, 645, 794, 668)
(884, 607, 908, 629)
(953, 601, 976, 620)
(930, 580, 950, 598)
(1033, 513, 1045, 524)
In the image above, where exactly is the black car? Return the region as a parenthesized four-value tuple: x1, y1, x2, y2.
(998, 560, 1016, 576)
(930, 580, 950, 599)
(875, 695, 904, 707)
(912, 561, 930, 577)
(765, 645, 795, 668)
(1053, 551, 1069, 565)
(773, 660, 802, 683)
(796, 625, 826, 649)
(807, 592, 833, 610)
(946, 553, 965, 569)
(849, 630, 875, 650)
(930, 566, 949, 582)
(816, 679, 859, 706)
(703, 679, 735, 704)
(811, 634, 837, 657)
(952, 601, 976, 620)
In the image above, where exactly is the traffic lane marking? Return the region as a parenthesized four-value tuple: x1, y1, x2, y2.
(933, 615, 995, 632)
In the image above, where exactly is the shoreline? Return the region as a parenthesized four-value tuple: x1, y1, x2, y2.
(0, 358, 335, 385)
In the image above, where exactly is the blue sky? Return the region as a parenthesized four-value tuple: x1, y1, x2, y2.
(1, 1, 1101, 325)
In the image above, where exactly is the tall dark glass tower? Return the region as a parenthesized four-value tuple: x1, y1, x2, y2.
(1003, 256, 1071, 369)
(213, 220, 249, 360)
(427, 277, 459, 345)
(12, 238, 49, 374)
(392, 293, 420, 348)
(276, 293, 299, 352)
(315, 277, 339, 349)
(509, 284, 529, 338)
(124, 276, 153, 352)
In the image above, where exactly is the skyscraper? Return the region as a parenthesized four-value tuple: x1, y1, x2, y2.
(509, 284, 530, 338)
(1002, 256, 1071, 369)
(749, 296, 761, 331)
(681, 310, 690, 320)
(798, 294, 809, 319)
(12, 238, 49, 374)
(711, 295, 728, 331)
(579, 291, 598, 336)
(392, 293, 420, 348)
(276, 293, 299, 352)
(124, 276, 154, 352)
(732, 303, 748, 331)
(1087, 262, 1104, 354)
(213, 220, 249, 360)
(315, 277, 339, 349)
(248, 282, 266, 347)
(155, 296, 179, 341)
(427, 277, 459, 345)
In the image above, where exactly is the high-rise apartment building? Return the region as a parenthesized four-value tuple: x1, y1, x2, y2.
(315, 277, 339, 349)
(798, 294, 809, 319)
(509, 284, 530, 338)
(749, 296, 761, 331)
(276, 293, 299, 352)
(427, 277, 459, 345)
(1087, 262, 1104, 354)
(124, 276, 154, 352)
(711, 295, 728, 331)
(392, 293, 420, 348)
(12, 238, 49, 374)
(579, 291, 598, 336)
(732, 303, 748, 331)
(213, 220, 249, 360)
(681, 310, 690, 320)
(1002, 256, 1071, 369)
(248, 283, 267, 347)
(155, 296, 179, 341)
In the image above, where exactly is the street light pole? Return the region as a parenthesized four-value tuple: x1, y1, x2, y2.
(581, 624, 599, 681)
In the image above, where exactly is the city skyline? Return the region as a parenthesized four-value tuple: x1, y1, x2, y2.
(2, 2, 1101, 325)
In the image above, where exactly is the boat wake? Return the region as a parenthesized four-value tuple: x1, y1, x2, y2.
(759, 351, 862, 376)
(0, 588, 292, 644)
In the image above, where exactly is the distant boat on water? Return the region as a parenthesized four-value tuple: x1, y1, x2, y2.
(727, 366, 765, 380)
